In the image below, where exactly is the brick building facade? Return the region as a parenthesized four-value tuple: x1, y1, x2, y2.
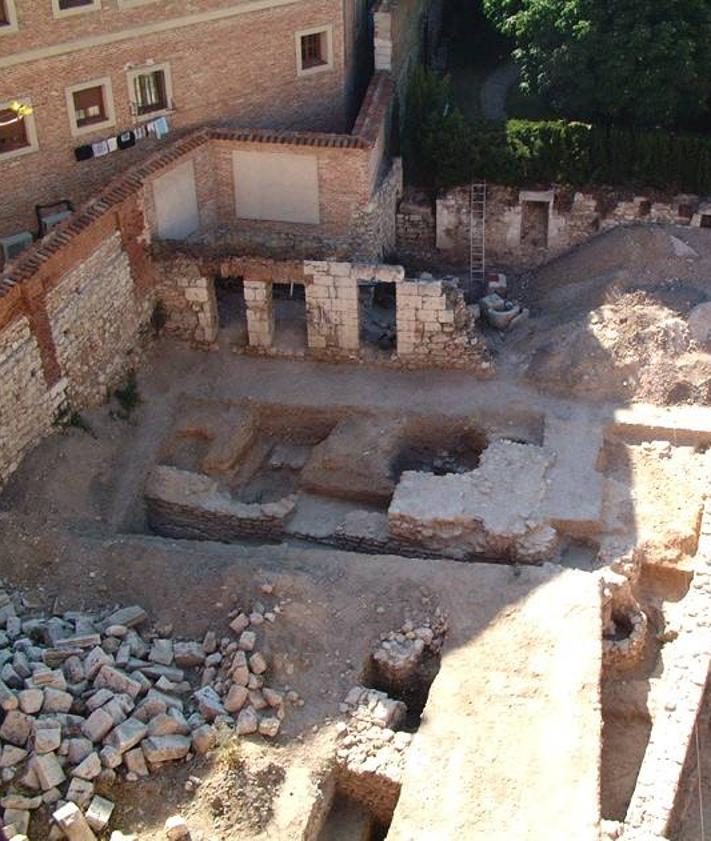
(0, 0, 374, 241)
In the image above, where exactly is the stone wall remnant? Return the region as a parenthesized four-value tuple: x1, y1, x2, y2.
(396, 185, 711, 272)
(388, 439, 559, 562)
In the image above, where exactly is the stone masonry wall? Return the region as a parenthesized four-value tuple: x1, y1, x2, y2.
(395, 200, 436, 266)
(45, 233, 151, 406)
(244, 281, 275, 350)
(154, 257, 218, 345)
(396, 277, 491, 371)
(350, 158, 404, 261)
(0, 316, 67, 487)
(430, 185, 711, 271)
(621, 501, 711, 840)
(304, 260, 404, 356)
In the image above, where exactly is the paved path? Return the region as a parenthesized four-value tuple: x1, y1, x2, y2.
(480, 61, 520, 121)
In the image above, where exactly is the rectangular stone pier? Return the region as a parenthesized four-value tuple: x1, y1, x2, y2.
(387, 568, 602, 841)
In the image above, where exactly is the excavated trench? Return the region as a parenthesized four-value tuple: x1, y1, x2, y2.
(362, 650, 443, 733)
(600, 567, 692, 821)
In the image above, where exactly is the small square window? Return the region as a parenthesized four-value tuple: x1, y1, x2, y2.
(0, 108, 29, 153)
(127, 63, 173, 121)
(52, 0, 101, 17)
(295, 26, 333, 76)
(65, 77, 115, 137)
(134, 69, 167, 115)
(301, 33, 326, 69)
(0, 0, 18, 34)
(73, 86, 106, 127)
(0, 99, 39, 160)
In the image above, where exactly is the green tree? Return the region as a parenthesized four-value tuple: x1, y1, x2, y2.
(402, 67, 480, 188)
(482, 0, 711, 127)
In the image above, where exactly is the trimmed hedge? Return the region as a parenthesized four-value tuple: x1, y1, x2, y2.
(403, 72, 711, 193)
(411, 118, 711, 193)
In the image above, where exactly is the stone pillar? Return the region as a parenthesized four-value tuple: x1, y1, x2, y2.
(395, 278, 418, 355)
(304, 262, 359, 354)
(333, 267, 360, 351)
(244, 280, 274, 348)
(185, 275, 218, 344)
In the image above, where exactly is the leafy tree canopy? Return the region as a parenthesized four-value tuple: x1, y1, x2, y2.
(482, 0, 711, 126)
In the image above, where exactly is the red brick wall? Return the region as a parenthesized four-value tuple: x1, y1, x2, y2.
(1, 0, 350, 237)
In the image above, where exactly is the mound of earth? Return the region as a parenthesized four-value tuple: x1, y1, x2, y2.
(525, 290, 711, 403)
(506, 226, 711, 403)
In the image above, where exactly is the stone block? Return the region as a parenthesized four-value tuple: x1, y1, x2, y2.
(82, 709, 114, 743)
(43, 688, 74, 714)
(66, 778, 95, 810)
(72, 752, 101, 781)
(85, 796, 114, 832)
(31, 753, 66, 790)
(193, 686, 225, 721)
(124, 747, 148, 777)
(0, 711, 31, 746)
(53, 800, 97, 841)
(224, 685, 249, 713)
(108, 719, 147, 754)
(141, 735, 191, 763)
(192, 725, 216, 755)
(235, 707, 258, 735)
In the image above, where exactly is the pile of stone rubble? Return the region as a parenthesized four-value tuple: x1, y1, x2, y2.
(333, 615, 447, 783)
(0, 584, 290, 841)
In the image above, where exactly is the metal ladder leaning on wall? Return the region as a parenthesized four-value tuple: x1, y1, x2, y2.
(467, 181, 487, 301)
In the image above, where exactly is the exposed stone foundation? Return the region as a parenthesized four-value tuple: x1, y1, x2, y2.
(145, 466, 297, 542)
(396, 184, 711, 271)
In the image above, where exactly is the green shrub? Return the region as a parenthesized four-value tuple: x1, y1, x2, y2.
(113, 371, 141, 419)
(53, 407, 95, 437)
(403, 68, 711, 193)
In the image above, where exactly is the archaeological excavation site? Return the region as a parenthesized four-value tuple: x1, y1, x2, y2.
(5, 5, 711, 838)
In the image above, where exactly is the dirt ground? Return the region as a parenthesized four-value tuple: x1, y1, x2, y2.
(5, 222, 711, 838)
(501, 225, 711, 404)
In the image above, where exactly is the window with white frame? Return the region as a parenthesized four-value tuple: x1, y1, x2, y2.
(127, 63, 173, 119)
(295, 26, 333, 76)
(52, 0, 101, 18)
(0, 99, 38, 160)
(0, 0, 18, 34)
(65, 78, 115, 136)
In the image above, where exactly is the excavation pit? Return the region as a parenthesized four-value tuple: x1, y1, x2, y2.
(390, 420, 488, 480)
(362, 646, 442, 732)
(315, 769, 401, 841)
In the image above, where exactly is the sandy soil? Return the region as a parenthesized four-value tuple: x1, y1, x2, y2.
(5, 220, 711, 837)
(501, 226, 711, 404)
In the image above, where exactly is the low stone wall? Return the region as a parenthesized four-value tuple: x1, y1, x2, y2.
(0, 193, 156, 489)
(305, 261, 404, 356)
(396, 184, 711, 272)
(397, 277, 491, 370)
(388, 440, 559, 562)
(145, 466, 297, 542)
(153, 252, 492, 373)
(395, 202, 436, 266)
(351, 158, 404, 262)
